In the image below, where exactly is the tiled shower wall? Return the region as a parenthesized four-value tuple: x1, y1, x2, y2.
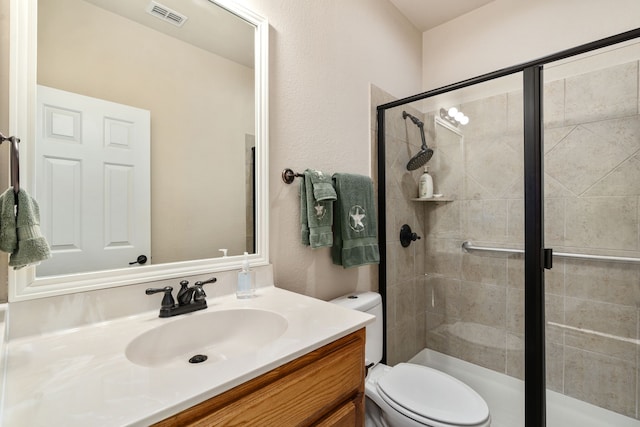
(371, 86, 429, 366)
(375, 58, 640, 419)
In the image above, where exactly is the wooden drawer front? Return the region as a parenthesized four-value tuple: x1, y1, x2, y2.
(203, 336, 363, 425)
(313, 401, 356, 427)
(154, 329, 365, 427)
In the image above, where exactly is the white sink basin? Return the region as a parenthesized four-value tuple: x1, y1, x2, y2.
(125, 308, 288, 367)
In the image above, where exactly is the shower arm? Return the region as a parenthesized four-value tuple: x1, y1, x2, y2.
(402, 111, 428, 149)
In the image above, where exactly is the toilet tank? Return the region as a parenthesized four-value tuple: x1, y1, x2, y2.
(330, 292, 383, 365)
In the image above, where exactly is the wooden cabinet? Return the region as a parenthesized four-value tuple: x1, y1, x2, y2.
(153, 328, 366, 427)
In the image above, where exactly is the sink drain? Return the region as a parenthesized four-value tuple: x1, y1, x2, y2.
(189, 354, 208, 364)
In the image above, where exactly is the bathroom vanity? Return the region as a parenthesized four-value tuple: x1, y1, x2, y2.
(153, 329, 365, 426)
(0, 286, 372, 426)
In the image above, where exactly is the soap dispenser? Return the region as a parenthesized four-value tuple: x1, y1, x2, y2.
(418, 167, 433, 198)
(236, 252, 255, 299)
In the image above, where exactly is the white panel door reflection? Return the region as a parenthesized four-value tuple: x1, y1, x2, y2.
(36, 85, 151, 276)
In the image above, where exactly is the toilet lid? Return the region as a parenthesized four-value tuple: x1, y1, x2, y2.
(376, 363, 489, 426)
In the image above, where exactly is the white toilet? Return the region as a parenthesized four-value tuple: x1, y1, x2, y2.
(331, 292, 491, 427)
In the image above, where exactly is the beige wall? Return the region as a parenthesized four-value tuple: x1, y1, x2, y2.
(234, 0, 423, 300)
(38, 0, 254, 264)
(422, 0, 640, 91)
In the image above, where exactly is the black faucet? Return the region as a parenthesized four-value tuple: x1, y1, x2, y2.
(146, 277, 217, 318)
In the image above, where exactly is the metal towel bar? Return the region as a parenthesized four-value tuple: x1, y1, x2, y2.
(0, 132, 20, 194)
(462, 241, 640, 264)
(281, 168, 303, 184)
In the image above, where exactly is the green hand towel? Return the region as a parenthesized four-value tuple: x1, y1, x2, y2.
(306, 169, 337, 201)
(300, 170, 333, 248)
(300, 178, 310, 246)
(331, 173, 380, 268)
(9, 189, 51, 269)
(0, 188, 17, 253)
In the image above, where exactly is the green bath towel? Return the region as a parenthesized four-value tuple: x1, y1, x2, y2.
(331, 173, 380, 268)
(0, 188, 17, 254)
(300, 170, 334, 248)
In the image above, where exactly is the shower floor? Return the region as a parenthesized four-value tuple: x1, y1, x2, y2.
(408, 349, 639, 427)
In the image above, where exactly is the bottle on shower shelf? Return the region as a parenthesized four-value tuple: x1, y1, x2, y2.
(418, 167, 433, 199)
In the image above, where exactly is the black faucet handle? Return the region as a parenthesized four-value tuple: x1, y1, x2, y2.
(193, 277, 215, 303)
(145, 286, 175, 309)
(194, 277, 217, 287)
(193, 286, 207, 302)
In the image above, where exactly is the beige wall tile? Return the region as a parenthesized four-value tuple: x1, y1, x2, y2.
(507, 256, 565, 294)
(462, 199, 509, 243)
(545, 126, 636, 196)
(544, 173, 574, 198)
(565, 197, 638, 251)
(565, 259, 640, 306)
(396, 278, 417, 325)
(585, 155, 640, 197)
(466, 135, 522, 197)
(543, 79, 566, 129)
(424, 238, 463, 277)
(544, 126, 575, 154)
(461, 94, 508, 139)
(506, 90, 523, 134)
(458, 281, 506, 328)
(564, 327, 637, 362)
(464, 175, 493, 200)
(426, 201, 461, 239)
(565, 296, 636, 339)
(544, 198, 566, 246)
(564, 347, 637, 418)
(461, 252, 508, 286)
(565, 61, 638, 125)
(507, 199, 524, 244)
(506, 287, 524, 334)
(545, 340, 564, 393)
(424, 275, 462, 318)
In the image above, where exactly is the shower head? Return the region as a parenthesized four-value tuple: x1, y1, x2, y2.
(407, 148, 433, 171)
(402, 111, 433, 171)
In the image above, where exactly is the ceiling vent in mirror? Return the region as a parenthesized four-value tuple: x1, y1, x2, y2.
(146, 1, 188, 27)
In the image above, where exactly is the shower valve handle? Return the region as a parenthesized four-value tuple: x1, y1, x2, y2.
(400, 224, 421, 248)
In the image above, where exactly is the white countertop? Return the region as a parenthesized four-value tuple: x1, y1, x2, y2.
(1, 287, 373, 427)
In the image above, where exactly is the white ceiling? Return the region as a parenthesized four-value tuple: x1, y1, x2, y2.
(388, 0, 496, 32)
(83, 0, 255, 68)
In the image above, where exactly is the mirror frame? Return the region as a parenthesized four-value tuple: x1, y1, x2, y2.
(8, 0, 269, 301)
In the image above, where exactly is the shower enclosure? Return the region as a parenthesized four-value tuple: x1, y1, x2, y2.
(375, 28, 640, 427)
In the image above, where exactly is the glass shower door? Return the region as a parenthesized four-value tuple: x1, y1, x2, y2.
(377, 71, 529, 426)
(542, 40, 640, 426)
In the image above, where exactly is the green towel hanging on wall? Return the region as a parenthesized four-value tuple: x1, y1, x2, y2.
(332, 173, 380, 268)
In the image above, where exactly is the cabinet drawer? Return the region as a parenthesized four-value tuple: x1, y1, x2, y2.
(313, 401, 356, 427)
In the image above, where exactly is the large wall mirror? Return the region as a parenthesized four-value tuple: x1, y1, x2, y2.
(8, 0, 269, 301)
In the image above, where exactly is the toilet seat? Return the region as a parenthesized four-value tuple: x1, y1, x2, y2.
(376, 363, 490, 427)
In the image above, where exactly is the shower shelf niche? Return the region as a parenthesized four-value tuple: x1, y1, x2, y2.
(410, 197, 453, 203)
